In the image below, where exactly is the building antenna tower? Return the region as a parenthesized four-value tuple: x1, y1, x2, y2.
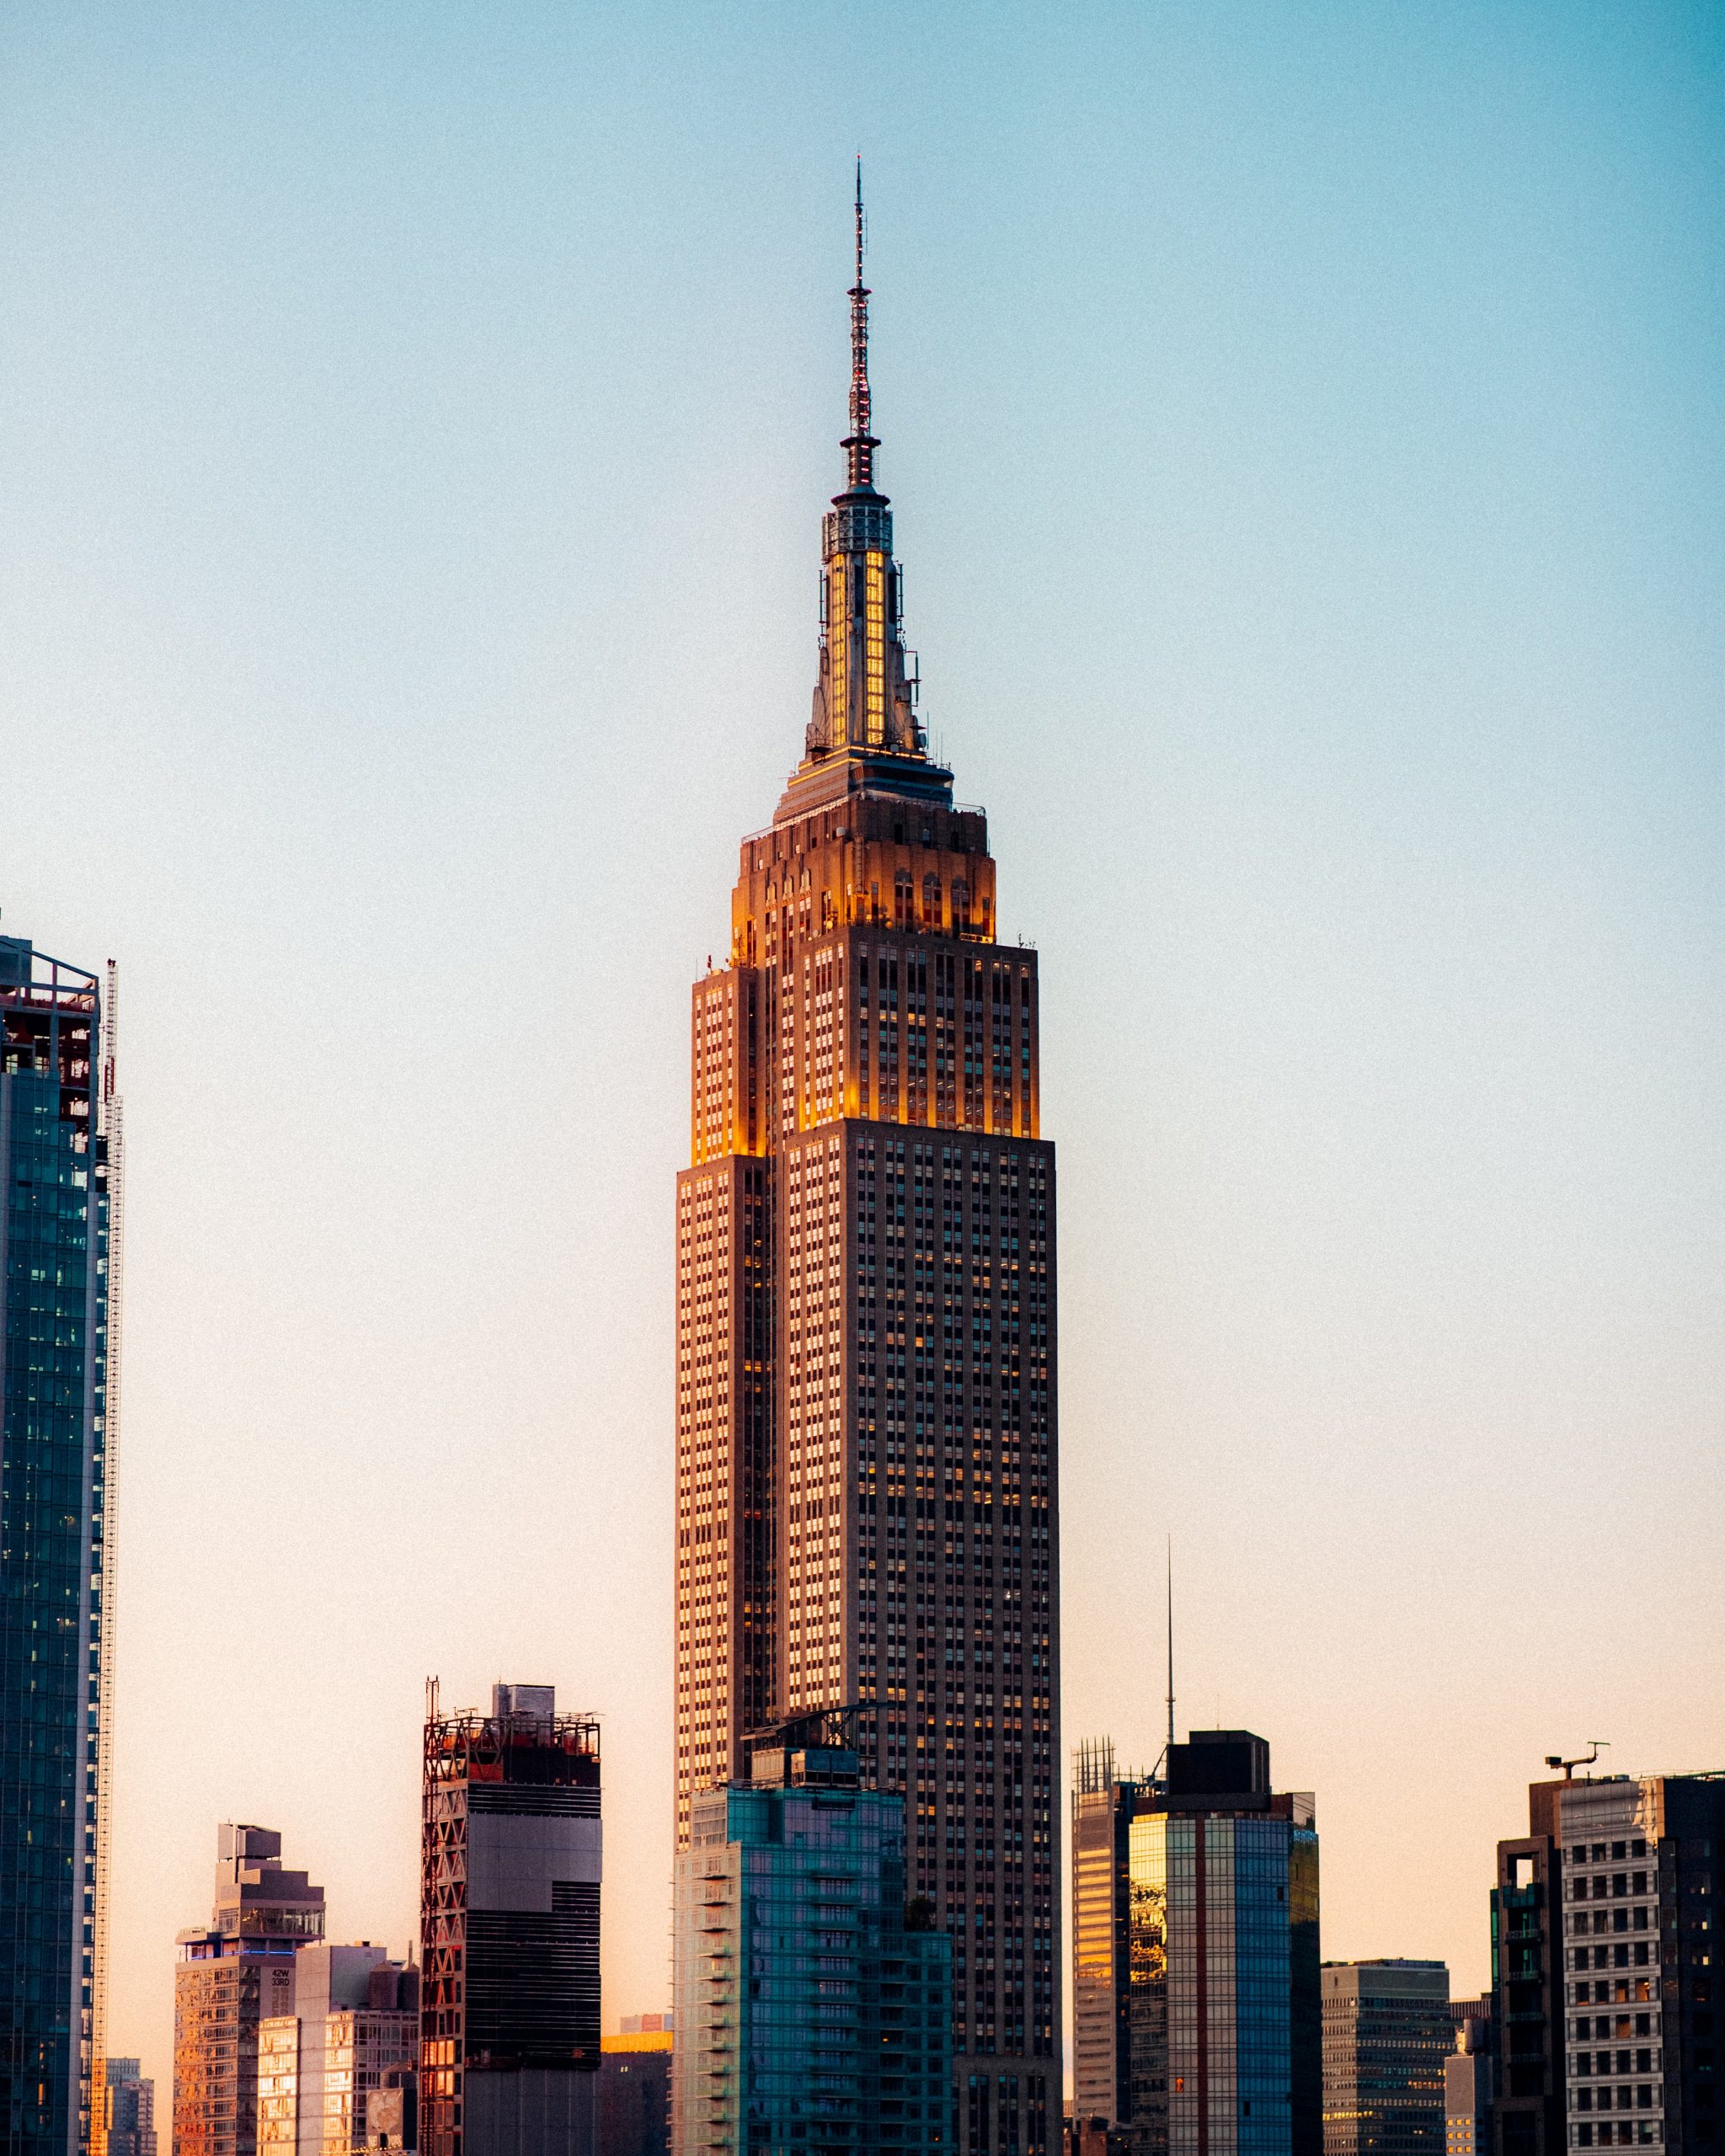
(844, 156, 876, 492)
(1166, 1536, 1176, 1763)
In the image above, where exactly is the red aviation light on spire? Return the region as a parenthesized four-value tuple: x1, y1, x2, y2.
(843, 157, 878, 494)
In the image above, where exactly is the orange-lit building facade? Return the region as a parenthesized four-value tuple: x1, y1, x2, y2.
(675, 200, 1060, 2153)
(172, 1828, 324, 2156)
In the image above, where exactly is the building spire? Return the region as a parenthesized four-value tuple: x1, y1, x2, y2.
(1166, 1536, 1176, 1764)
(801, 163, 936, 776)
(842, 157, 878, 494)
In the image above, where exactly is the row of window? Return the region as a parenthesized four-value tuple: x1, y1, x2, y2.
(1570, 2085, 1659, 2113)
(1572, 1871, 1653, 1902)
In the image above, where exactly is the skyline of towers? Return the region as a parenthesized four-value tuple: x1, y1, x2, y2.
(0, 931, 121, 2156)
(675, 189, 1060, 2151)
(5, 171, 1715, 2156)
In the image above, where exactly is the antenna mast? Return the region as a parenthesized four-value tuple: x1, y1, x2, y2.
(1166, 1536, 1176, 1762)
(843, 157, 877, 492)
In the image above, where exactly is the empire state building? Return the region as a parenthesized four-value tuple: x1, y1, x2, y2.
(675, 189, 1060, 2154)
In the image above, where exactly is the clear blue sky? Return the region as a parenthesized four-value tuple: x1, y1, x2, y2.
(3, 0, 1721, 2094)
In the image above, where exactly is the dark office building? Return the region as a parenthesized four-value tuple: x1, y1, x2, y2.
(419, 1684, 601, 2156)
(0, 933, 120, 2156)
(1556, 1772, 1725, 2156)
(1322, 1961, 1451, 2156)
(598, 2033, 668, 2156)
(1493, 1780, 1568, 2156)
(1071, 1729, 1320, 2156)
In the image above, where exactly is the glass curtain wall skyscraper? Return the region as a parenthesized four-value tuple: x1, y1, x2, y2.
(1102, 1732, 1321, 2156)
(672, 1715, 953, 2154)
(674, 185, 1060, 2153)
(0, 931, 121, 2156)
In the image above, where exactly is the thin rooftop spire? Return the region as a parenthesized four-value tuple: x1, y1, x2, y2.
(1166, 1537, 1176, 1764)
(843, 157, 878, 493)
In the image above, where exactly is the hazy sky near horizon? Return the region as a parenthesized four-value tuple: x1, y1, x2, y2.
(3, 0, 1722, 2096)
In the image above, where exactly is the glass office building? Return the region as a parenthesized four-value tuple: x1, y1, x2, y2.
(673, 1718, 953, 2156)
(1117, 1733, 1320, 2156)
(1321, 1961, 1452, 2156)
(1, 932, 120, 2156)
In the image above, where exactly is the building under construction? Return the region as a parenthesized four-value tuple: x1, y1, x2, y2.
(419, 1684, 601, 2156)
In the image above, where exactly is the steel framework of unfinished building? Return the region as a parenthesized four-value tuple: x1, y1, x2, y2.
(419, 1696, 602, 2156)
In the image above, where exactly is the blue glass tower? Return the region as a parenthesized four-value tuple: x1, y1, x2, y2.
(0, 932, 120, 2156)
(1114, 1732, 1322, 2156)
(673, 1716, 953, 2155)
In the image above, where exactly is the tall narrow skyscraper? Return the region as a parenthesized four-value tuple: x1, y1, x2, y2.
(675, 184, 1060, 2153)
(0, 931, 122, 2156)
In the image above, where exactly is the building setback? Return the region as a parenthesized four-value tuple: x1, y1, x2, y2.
(675, 186, 1059, 2156)
(174, 1828, 327, 2156)
(1321, 1961, 1451, 2156)
(0, 932, 121, 2156)
(419, 1684, 601, 2156)
(671, 1714, 953, 2154)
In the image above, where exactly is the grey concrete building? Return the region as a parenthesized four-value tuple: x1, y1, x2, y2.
(1557, 1772, 1725, 2156)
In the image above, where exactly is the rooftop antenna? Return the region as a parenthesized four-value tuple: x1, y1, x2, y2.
(1166, 1536, 1176, 1762)
(843, 156, 877, 494)
(1150, 1537, 1176, 1781)
(1545, 1740, 1608, 1781)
